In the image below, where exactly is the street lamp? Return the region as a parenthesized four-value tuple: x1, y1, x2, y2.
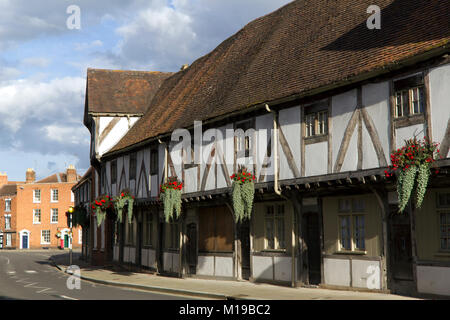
(68, 206, 74, 265)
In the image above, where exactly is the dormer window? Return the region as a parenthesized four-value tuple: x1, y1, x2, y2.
(394, 74, 425, 118)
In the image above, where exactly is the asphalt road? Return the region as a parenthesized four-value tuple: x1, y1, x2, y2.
(0, 250, 194, 300)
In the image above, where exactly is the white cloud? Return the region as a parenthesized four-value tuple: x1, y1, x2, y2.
(0, 76, 85, 132)
(74, 40, 103, 51)
(43, 124, 89, 145)
(21, 57, 51, 68)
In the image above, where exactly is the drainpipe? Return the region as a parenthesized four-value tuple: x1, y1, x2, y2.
(265, 104, 296, 288)
(158, 138, 168, 182)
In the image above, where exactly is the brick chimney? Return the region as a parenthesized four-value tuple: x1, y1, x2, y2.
(26, 168, 35, 184)
(66, 165, 77, 183)
(0, 172, 7, 188)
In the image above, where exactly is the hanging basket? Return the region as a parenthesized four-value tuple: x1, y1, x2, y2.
(159, 177, 183, 222)
(113, 189, 135, 224)
(91, 195, 113, 227)
(230, 167, 256, 222)
(385, 137, 441, 213)
(72, 205, 89, 228)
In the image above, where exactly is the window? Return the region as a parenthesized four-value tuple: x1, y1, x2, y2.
(143, 213, 153, 246)
(338, 198, 366, 252)
(305, 110, 328, 137)
(51, 189, 58, 202)
(150, 148, 158, 175)
(439, 212, 450, 251)
(183, 138, 198, 169)
(438, 193, 450, 208)
(235, 120, 254, 158)
(51, 208, 58, 223)
(5, 215, 11, 230)
(41, 230, 50, 244)
(168, 219, 179, 250)
(265, 204, 286, 250)
(33, 189, 41, 203)
(129, 153, 137, 180)
(5, 199, 11, 212)
(394, 74, 425, 118)
(111, 160, 117, 184)
(33, 209, 41, 224)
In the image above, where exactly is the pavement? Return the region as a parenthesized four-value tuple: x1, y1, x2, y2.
(49, 251, 418, 300)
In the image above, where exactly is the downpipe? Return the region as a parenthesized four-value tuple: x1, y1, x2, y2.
(265, 104, 297, 288)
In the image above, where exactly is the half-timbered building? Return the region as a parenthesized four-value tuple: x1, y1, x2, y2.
(79, 0, 450, 297)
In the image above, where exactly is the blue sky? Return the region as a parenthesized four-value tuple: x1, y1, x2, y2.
(0, 0, 292, 181)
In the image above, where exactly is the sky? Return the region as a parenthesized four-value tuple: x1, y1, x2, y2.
(0, 0, 292, 181)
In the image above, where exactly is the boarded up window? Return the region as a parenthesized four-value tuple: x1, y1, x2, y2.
(199, 206, 233, 252)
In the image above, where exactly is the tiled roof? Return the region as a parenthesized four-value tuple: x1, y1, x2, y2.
(72, 167, 92, 191)
(108, 0, 450, 154)
(0, 184, 17, 196)
(36, 173, 81, 184)
(86, 69, 174, 114)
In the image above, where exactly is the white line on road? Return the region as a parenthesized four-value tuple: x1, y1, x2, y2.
(7, 271, 16, 274)
(59, 295, 78, 300)
(25, 270, 38, 274)
(23, 282, 38, 287)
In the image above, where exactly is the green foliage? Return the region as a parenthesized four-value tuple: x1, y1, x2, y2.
(230, 167, 256, 222)
(398, 166, 417, 213)
(113, 190, 135, 224)
(160, 177, 183, 222)
(72, 206, 88, 228)
(387, 137, 440, 213)
(416, 163, 431, 209)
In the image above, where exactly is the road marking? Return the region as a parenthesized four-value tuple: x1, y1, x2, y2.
(25, 270, 37, 274)
(0, 256, 10, 264)
(7, 271, 16, 274)
(59, 295, 78, 300)
(36, 288, 52, 293)
(24, 282, 38, 287)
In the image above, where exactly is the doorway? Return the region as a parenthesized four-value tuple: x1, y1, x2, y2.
(238, 221, 251, 280)
(22, 234, 29, 249)
(186, 223, 197, 275)
(388, 206, 414, 294)
(304, 212, 321, 285)
(157, 221, 165, 273)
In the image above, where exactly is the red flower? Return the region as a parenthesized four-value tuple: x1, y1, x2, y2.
(101, 199, 105, 203)
(121, 193, 124, 197)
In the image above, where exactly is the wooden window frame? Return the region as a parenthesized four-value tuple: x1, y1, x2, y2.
(41, 230, 51, 245)
(150, 148, 158, 176)
(143, 213, 154, 247)
(4, 214, 11, 230)
(303, 102, 329, 144)
(5, 199, 11, 212)
(51, 208, 58, 224)
(51, 189, 58, 202)
(264, 204, 286, 251)
(235, 119, 255, 159)
(337, 198, 366, 253)
(33, 209, 41, 224)
(33, 189, 41, 203)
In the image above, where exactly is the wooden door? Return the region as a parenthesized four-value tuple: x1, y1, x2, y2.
(305, 213, 321, 285)
(186, 223, 197, 274)
(239, 221, 251, 280)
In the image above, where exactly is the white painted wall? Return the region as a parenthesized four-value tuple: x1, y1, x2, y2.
(396, 123, 425, 147)
(305, 142, 328, 176)
(429, 64, 450, 158)
(417, 265, 450, 296)
(98, 116, 140, 157)
(324, 258, 351, 287)
(279, 106, 301, 180)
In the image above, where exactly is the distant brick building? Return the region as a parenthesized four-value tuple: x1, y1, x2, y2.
(0, 166, 82, 249)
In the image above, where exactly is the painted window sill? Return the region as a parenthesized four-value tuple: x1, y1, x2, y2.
(334, 250, 367, 255)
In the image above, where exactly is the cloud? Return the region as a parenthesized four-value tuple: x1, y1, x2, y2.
(21, 57, 51, 68)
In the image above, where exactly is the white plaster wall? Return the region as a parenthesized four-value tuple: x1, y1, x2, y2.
(124, 246, 130, 262)
(216, 125, 231, 189)
(362, 81, 391, 167)
(197, 256, 214, 276)
(201, 139, 215, 191)
(429, 64, 450, 158)
(148, 249, 156, 268)
(163, 252, 171, 272)
(98, 117, 139, 156)
(150, 175, 158, 197)
(142, 248, 149, 267)
(256, 113, 274, 182)
(324, 258, 351, 287)
(274, 256, 291, 282)
(184, 167, 198, 194)
(362, 124, 378, 169)
(351, 259, 381, 289)
(417, 266, 450, 296)
(279, 106, 301, 180)
(341, 129, 358, 172)
(305, 142, 328, 176)
(396, 124, 425, 147)
(215, 257, 233, 277)
(252, 256, 273, 280)
(169, 139, 183, 179)
(332, 89, 358, 170)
